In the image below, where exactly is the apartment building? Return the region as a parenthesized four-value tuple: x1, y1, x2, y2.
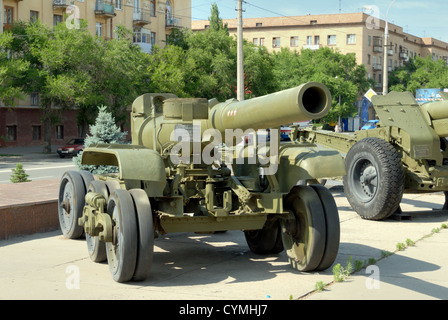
(0, 0, 191, 147)
(192, 12, 448, 91)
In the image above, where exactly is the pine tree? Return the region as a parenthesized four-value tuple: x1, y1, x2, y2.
(73, 105, 127, 174)
(10, 163, 31, 183)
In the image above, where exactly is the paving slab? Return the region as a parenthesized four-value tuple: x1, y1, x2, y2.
(0, 185, 447, 301)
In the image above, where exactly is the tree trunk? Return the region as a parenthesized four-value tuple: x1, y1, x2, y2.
(42, 105, 52, 154)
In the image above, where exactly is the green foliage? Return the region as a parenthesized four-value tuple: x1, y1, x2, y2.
(0, 20, 147, 151)
(272, 47, 373, 123)
(73, 106, 126, 174)
(389, 56, 448, 94)
(10, 163, 31, 183)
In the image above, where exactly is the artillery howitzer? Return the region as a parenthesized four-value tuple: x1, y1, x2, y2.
(293, 91, 448, 221)
(58, 82, 345, 282)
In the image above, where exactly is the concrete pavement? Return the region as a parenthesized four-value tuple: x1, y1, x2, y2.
(1, 145, 448, 300)
(0, 184, 447, 300)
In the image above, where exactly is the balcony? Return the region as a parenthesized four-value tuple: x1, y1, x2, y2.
(133, 30, 152, 54)
(165, 15, 182, 29)
(133, 9, 151, 26)
(399, 51, 409, 60)
(53, 0, 71, 8)
(373, 64, 383, 71)
(387, 49, 394, 56)
(303, 44, 321, 51)
(95, 0, 116, 18)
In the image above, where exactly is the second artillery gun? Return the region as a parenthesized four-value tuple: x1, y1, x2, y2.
(293, 91, 448, 221)
(58, 82, 345, 282)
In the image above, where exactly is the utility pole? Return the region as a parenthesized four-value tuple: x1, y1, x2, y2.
(382, 0, 396, 95)
(237, 0, 244, 101)
(0, 0, 3, 34)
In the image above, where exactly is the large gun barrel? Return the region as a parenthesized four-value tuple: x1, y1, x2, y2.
(206, 82, 332, 133)
(131, 82, 332, 151)
(420, 101, 448, 138)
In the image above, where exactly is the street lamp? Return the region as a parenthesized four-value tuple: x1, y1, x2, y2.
(383, 0, 397, 95)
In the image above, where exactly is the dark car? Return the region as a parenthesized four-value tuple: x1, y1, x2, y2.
(57, 138, 85, 158)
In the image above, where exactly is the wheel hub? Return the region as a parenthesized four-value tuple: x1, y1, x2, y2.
(359, 162, 378, 198)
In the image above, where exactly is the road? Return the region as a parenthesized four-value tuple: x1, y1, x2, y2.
(0, 152, 76, 184)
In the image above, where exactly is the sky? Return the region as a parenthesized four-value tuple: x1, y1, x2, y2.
(191, 0, 448, 42)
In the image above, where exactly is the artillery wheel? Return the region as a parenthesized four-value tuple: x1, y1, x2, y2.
(85, 180, 109, 263)
(309, 184, 340, 271)
(129, 189, 155, 281)
(58, 171, 88, 239)
(281, 185, 326, 272)
(343, 137, 404, 220)
(244, 218, 283, 255)
(106, 190, 138, 283)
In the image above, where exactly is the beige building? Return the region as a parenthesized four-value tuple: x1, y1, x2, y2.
(192, 12, 448, 91)
(0, 0, 191, 147)
(2, 0, 191, 51)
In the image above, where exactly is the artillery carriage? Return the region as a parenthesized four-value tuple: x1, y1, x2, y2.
(58, 82, 345, 282)
(293, 91, 448, 221)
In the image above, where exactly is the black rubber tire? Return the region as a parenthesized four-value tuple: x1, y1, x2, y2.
(244, 218, 284, 255)
(106, 190, 138, 283)
(129, 189, 155, 281)
(310, 184, 340, 271)
(281, 185, 326, 272)
(343, 137, 404, 220)
(58, 171, 87, 239)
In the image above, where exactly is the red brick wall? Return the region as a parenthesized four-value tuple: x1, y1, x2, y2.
(0, 108, 79, 148)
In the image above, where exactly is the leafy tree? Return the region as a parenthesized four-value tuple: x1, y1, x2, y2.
(2, 21, 146, 151)
(73, 106, 126, 174)
(273, 47, 373, 123)
(389, 56, 448, 94)
(209, 3, 228, 33)
(0, 32, 29, 106)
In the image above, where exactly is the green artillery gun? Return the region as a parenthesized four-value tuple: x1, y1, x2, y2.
(58, 82, 345, 282)
(293, 91, 448, 221)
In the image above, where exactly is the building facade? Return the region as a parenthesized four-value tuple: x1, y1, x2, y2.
(192, 13, 448, 92)
(1, 0, 191, 147)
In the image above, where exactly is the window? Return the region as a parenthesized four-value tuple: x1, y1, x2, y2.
(347, 34, 356, 45)
(367, 54, 371, 65)
(30, 11, 39, 23)
(272, 37, 280, 48)
(310, 20, 317, 25)
(4, 7, 14, 29)
(368, 35, 371, 46)
(30, 93, 39, 106)
(53, 14, 63, 27)
(6, 126, 17, 141)
(115, 0, 122, 9)
(314, 35, 320, 45)
(32, 126, 41, 141)
(55, 125, 64, 140)
(96, 22, 103, 37)
(327, 35, 336, 45)
(290, 36, 298, 47)
(256, 22, 262, 27)
(259, 38, 265, 47)
(253, 38, 258, 46)
(150, 0, 156, 17)
(151, 32, 156, 46)
(306, 36, 312, 45)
